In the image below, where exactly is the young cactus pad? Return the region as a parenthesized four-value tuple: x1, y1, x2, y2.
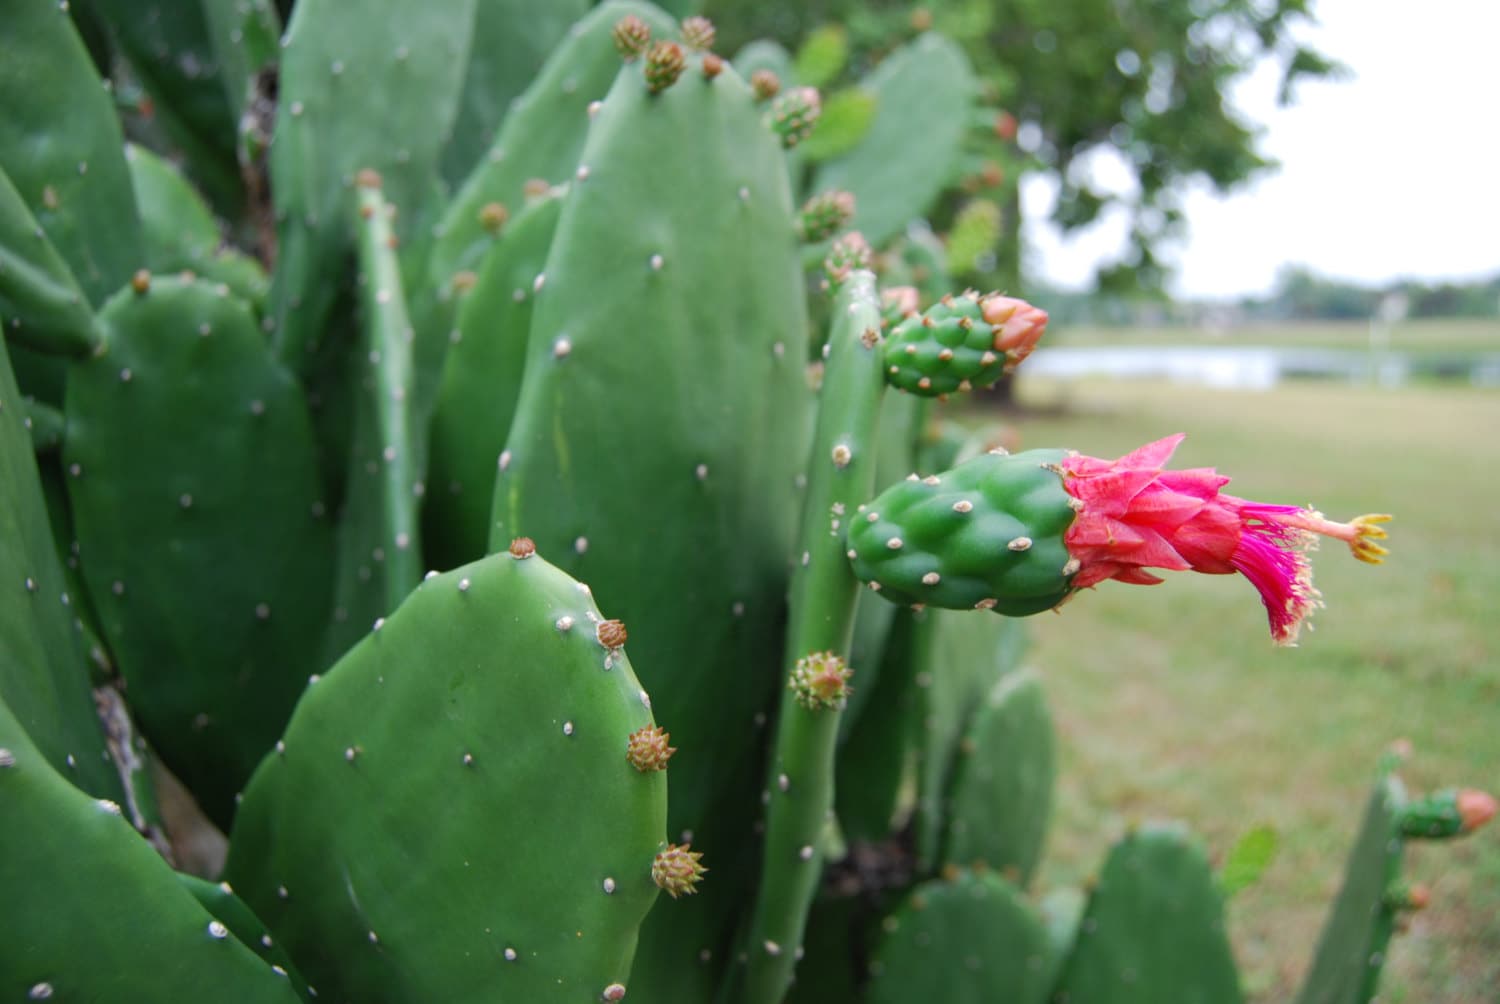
(849, 435, 1389, 642)
(224, 548, 667, 1002)
(866, 870, 1052, 1004)
(1052, 824, 1244, 1004)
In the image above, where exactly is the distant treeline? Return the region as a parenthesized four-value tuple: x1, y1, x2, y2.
(1034, 267, 1500, 326)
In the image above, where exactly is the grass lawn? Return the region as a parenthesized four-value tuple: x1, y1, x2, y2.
(1052, 316, 1499, 356)
(988, 376, 1500, 1002)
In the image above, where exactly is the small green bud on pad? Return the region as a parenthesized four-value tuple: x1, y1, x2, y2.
(789, 651, 853, 711)
(652, 844, 707, 898)
(613, 15, 651, 60)
(644, 41, 686, 94)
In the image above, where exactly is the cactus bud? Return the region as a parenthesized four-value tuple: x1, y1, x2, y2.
(644, 41, 686, 94)
(750, 69, 781, 101)
(130, 269, 151, 295)
(979, 294, 1049, 372)
(602, 985, 627, 1002)
(1458, 789, 1499, 832)
(767, 86, 820, 148)
(701, 52, 724, 80)
(789, 651, 853, 711)
(796, 190, 856, 243)
(881, 286, 919, 325)
(652, 843, 707, 898)
(478, 201, 509, 235)
(451, 271, 478, 294)
(508, 537, 536, 559)
(680, 15, 716, 51)
(823, 231, 871, 285)
(626, 725, 676, 772)
(613, 15, 651, 60)
(994, 111, 1018, 141)
(597, 619, 628, 650)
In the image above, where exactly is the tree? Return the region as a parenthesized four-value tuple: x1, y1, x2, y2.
(706, 0, 1343, 296)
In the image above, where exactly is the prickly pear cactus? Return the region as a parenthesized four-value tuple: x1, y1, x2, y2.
(224, 546, 667, 1002)
(489, 38, 810, 997)
(63, 277, 333, 825)
(0, 700, 303, 1003)
(866, 870, 1053, 1004)
(1052, 824, 1245, 1004)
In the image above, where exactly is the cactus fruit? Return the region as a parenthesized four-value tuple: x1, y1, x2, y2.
(847, 446, 1077, 615)
(851, 435, 1390, 642)
(225, 548, 667, 1002)
(1052, 824, 1245, 1003)
(882, 292, 1048, 397)
(866, 870, 1053, 1004)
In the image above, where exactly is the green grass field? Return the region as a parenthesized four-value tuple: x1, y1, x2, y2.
(987, 374, 1500, 1002)
(1051, 316, 1499, 355)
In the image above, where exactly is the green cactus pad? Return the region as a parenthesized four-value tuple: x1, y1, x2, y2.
(491, 48, 810, 999)
(63, 277, 333, 826)
(0, 338, 121, 802)
(1295, 774, 1406, 1004)
(124, 144, 270, 310)
(425, 190, 564, 570)
(847, 447, 1076, 615)
(175, 873, 315, 1000)
(268, 0, 476, 367)
(0, 166, 97, 357)
(439, 0, 591, 186)
(1397, 788, 1472, 839)
(884, 293, 1009, 396)
(224, 549, 667, 1003)
(811, 33, 975, 247)
(0, 701, 302, 1004)
(913, 608, 1029, 871)
(866, 870, 1052, 1004)
(1052, 824, 1244, 1004)
(941, 667, 1056, 886)
(0, 0, 143, 304)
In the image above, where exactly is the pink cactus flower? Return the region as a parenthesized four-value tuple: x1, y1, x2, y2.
(1059, 434, 1390, 645)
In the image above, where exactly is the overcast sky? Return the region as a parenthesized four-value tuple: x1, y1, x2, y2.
(1022, 0, 1500, 300)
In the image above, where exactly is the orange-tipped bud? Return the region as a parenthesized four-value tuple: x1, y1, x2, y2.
(1458, 789, 1498, 833)
(979, 295, 1049, 371)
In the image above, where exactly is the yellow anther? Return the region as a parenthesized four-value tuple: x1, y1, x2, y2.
(1349, 514, 1392, 564)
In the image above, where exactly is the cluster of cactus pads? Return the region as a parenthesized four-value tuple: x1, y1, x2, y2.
(0, 1, 1491, 1001)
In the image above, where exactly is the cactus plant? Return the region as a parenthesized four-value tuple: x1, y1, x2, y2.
(0, 4, 1491, 1004)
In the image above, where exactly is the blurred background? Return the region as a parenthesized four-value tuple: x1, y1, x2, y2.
(699, 1, 1498, 999)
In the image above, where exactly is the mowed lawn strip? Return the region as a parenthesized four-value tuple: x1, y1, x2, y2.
(1000, 377, 1500, 1003)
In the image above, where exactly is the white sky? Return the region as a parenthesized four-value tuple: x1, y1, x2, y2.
(1022, 0, 1500, 299)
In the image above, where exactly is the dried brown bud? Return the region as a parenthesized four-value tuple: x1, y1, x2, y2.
(508, 537, 536, 559)
(626, 726, 676, 772)
(597, 619, 628, 650)
(478, 201, 509, 235)
(750, 69, 781, 101)
(130, 269, 151, 295)
(701, 52, 724, 80)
